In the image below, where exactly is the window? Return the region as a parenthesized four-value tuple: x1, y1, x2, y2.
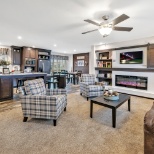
(51, 55, 68, 72)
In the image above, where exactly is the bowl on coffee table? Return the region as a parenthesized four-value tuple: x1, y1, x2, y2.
(103, 90, 119, 100)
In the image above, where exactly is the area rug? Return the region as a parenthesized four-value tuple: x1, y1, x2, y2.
(0, 91, 153, 154)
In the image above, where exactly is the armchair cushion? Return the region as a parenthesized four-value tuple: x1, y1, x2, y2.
(80, 74, 95, 85)
(24, 78, 46, 95)
(46, 89, 67, 96)
(88, 85, 103, 92)
(20, 94, 67, 119)
(80, 74, 104, 98)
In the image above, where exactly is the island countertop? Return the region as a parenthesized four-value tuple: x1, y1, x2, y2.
(0, 72, 47, 102)
(0, 72, 47, 78)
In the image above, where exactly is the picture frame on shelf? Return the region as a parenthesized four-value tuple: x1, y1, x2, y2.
(3, 68, 10, 74)
(97, 61, 102, 67)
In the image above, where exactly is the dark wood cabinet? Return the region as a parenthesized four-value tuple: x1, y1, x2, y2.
(23, 47, 36, 59)
(73, 53, 89, 73)
(0, 78, 13, 100)
(21, 47, 38, 72)
(147, 47, 154, 68)
(30, 49, 36, 58)
(24, 47, 30, 58)
(11, 46, 21, 65)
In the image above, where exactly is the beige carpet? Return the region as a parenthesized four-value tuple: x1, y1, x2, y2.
(0, 92, 153, 154)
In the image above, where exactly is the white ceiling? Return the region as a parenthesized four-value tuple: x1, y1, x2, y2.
(0, 0, 154, 54)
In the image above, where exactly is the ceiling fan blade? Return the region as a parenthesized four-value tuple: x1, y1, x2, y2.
(84, 19, 100, 26)
(112, 14, 129, 26)
(82, 29, 98, 34)
(113, 26, 133, 31)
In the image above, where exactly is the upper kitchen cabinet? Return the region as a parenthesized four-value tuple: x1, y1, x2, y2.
(11, 46, 22, 65)
(20, 47, 38, 72)
(23, 47, 38, 59)
(147, 45, 154, 68)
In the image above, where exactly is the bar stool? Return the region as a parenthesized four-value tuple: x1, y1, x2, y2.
(46, 76, 58, 89)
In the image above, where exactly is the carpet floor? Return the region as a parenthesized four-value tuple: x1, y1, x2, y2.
(0, 91, 153, 154)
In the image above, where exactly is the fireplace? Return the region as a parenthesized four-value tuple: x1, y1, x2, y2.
(115, 75, 148, 90)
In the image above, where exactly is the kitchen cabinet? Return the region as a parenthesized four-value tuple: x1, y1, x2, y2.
(21, 47, 38, 72)
(11, 46, 21, 65)
(147, 45, 154, 68)
(0, 73, 47, 102)
(23, 47, 37, 59)
(0, 78, 13, 100)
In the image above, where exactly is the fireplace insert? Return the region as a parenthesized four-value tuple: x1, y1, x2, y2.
(115, 75, 147, 90)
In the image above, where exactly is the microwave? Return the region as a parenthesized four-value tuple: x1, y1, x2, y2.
(25, 58, 36, 65)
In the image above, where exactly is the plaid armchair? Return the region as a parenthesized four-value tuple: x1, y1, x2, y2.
(19, 78, 67, 126)
(80, 74, 104, 101)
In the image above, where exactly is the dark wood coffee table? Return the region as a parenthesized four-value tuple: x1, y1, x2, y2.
(90, 93, 131, 128)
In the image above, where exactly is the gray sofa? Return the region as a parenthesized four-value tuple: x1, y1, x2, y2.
(144, 102, 154, 154)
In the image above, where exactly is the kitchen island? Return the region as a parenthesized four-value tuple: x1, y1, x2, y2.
(0, 73, 47, 102)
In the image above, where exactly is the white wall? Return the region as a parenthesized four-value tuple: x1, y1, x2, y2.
(89, 36, 154, 98)
(89, 46, 96, 74)
(112, 47, 147, 68)
(112, 71, 154, 98)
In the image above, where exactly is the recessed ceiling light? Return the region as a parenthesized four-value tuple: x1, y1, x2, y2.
(32, 46, 35, 48)
(74, 49, 76, 52)
(64, 51, 66, 53)
(18, 36, 22, 40)
(54, 44, 57, 47)
(100, 42, 103, 44)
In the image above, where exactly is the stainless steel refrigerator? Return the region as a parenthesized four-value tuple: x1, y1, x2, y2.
(38, 59, 51, 74)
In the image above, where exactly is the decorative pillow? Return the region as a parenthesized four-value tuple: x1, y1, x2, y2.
(24, 78, 46, 95)
(81, 74, 95, 85)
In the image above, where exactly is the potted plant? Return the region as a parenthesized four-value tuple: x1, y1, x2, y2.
(0, 60, 11, 67)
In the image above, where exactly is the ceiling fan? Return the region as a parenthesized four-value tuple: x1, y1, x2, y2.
(82, 14, 133, 37)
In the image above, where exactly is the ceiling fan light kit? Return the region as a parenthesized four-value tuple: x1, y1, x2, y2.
(98, 26, 112, 37)
(82, 14, 133, 36)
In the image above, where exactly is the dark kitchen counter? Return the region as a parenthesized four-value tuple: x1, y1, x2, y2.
(0, 72, 47, 102)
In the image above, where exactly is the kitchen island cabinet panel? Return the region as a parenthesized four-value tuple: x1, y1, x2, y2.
(0, 73, 47, 102)
(0, 78, 13, 100)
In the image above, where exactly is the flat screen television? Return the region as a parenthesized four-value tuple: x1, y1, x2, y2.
(120, 51, 143, 64)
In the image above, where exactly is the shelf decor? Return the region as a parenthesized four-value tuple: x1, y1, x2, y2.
(3, 68, 10, 74)
(0, 60, 11, 66)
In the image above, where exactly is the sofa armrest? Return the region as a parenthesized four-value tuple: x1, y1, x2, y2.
(80, 82, 89, 87)
(144, 103, 154, 134)
(20, 95, 58, 105)
(20, 94, 67, 119)
(46, 89, 67, 96)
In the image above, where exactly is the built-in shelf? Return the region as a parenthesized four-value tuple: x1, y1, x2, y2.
(96, 59, 112, 61)
(96, 77, 112, 80)
(95, 67, 154, 72)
